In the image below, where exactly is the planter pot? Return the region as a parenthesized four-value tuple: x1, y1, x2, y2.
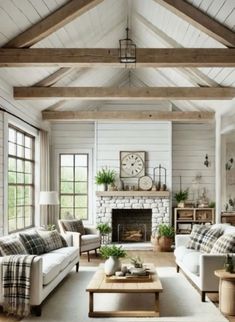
(151, 236, 173, 252)
(104, 256, 121, 276)
(98, 183, 108, 191)
(177, 202, 185, 208)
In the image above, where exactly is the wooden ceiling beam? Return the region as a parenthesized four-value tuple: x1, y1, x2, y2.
(14, 86, 235, 100)
(154, 0, 235, 48)
(3, 0, 104, 48)
(2, 48, 235, 67)
(42, 110, 214, 122)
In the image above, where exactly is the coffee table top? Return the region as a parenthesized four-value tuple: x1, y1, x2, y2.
(86, 263, 163, 293)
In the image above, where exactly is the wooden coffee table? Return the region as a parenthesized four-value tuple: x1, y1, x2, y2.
(86, 263, 163, 317)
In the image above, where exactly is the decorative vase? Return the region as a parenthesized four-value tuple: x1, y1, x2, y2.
(177, 202, 185, 208)
(104, 256, 121, 276)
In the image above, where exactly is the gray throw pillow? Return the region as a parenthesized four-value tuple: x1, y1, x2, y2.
(187, 225, 210, 250)
(61, 219, 85, 235)
(211, 234, 235, 254)
(37, 230, 67, 252)
(200, 228, 223, 253)
(19, 231, 45, 255)
(0, 238, 27, 255)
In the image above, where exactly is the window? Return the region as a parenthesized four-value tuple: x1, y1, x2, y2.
(59, 154, 88, 219)
(8, 126, 35, 232)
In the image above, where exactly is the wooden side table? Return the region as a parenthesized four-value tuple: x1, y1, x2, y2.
(214, 269, 235, 316)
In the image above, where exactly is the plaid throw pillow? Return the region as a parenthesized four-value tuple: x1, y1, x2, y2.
(19, 232, 45, 255)
(200, 228, 223, 253)
(61, 219, 85, 235)
(0, 238, 27, 255)
(187, 225, 210, 250)
(211, 234, 235, 254)
(37, 230, 67, 252)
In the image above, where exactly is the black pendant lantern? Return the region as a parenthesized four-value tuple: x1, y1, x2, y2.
(119, 27, 136, 65)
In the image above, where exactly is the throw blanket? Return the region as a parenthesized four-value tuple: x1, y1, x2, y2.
(2, 255, 36, 317)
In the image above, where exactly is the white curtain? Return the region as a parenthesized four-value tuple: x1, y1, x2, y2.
(40, 130, 50, 226)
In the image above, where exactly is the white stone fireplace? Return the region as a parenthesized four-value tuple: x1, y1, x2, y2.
(96, 191, 170, 242)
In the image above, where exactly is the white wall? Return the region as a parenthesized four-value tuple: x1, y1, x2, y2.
(95, 121, 172, 190)
(0, 112, 4, 235)
(172, 123, 215, 204)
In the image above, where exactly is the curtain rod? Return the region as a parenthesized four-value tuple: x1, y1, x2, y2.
(0, 106, 41, 132)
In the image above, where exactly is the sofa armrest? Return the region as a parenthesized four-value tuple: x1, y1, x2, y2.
(64, 231, 81, 248)
(200, 254, 235, 291)
(84, 226, 100, 235)
(175, 234, 190, 248)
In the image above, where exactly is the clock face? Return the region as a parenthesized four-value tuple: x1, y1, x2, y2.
(120, 152, 145, 178)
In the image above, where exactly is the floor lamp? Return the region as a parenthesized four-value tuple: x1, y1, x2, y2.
(39, 191, 59, 227)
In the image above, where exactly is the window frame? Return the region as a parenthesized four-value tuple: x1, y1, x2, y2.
(54, 148, 93, 225)
(7, 124, 35, 233)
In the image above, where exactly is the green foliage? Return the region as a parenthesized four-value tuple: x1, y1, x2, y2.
(100, 245, 127, 259)
(174, 189, 189, 203)
(208, 201, 215, 208)
(47, 224, 56, 231)
(155, 224, 175, 238)
(95, 168, 116, 185)
(130, 256, 143, 268)
(96, 223, 112, 235)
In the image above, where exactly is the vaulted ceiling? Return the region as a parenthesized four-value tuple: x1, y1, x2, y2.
(0, 0, 235, 120)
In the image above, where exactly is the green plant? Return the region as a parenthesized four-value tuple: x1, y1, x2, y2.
(96, 223, 112, 235)
(174, 189, 189, 203)
(95, 168, 116, 185)
(47, 224, 56, 231)
(100, 245, 127, 259)
(130, 256, 143, 268)
(208, 201, 215, 208)
(156, 224, 175, 239)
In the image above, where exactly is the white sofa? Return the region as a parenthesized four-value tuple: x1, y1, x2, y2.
(174, 224, 235, 302)
(0, 233, 79, 316)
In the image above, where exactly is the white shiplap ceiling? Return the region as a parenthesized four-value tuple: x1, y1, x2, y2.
(0, 0, 234, 118)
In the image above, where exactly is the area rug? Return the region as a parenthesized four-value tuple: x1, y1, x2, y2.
(22, 266, 228, 322)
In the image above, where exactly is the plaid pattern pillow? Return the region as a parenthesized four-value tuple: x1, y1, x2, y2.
(61, 220, 85, 235)
(37, 230, 67, 252)
(19, 232, 45, 255)
(200, 228, 223, 253)
(0, 238, 27, 255)
(211, 234, 235, 254)
(187, 225, 210, 250)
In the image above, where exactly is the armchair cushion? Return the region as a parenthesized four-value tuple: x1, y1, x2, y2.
(61, 219, 85, 235)
(81, 234, 100, 246)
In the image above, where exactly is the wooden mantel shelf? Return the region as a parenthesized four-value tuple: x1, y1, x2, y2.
(96, 191, 170, 197)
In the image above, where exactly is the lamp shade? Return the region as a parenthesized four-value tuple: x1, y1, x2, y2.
(39, 191, 59, 205)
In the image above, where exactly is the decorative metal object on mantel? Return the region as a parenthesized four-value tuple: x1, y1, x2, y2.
(226, 158, 234, 171)
(204, 154, 209, 167)
(138, 175, 153, 191)
(119, 25, 136, 67)
(153, 164, 167, 191)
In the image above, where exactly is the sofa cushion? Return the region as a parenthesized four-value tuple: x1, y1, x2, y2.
(182, 251, 201, 275)
(211, 234, 235, 254)
(223, 225, 235, 235)
(174, 245, 198, 262)
(19, 231, 45, 255)
(41, 247, 78, 285)
(37, 230, 67, 252)
(81, 234, 100, 246)
(0, 238, 27, 255)
(200, 228, 223, 253)
(61, 219, 85, 235)
(187, 225, 210, 250)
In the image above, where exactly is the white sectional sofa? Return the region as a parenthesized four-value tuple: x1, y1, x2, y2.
(0, 233, 79, 316)
(174, 224, 235, 301)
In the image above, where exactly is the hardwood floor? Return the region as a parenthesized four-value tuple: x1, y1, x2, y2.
(0, 250, 234, 321)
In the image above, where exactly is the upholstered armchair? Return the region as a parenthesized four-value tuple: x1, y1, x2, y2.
(58, 219, 101, 261)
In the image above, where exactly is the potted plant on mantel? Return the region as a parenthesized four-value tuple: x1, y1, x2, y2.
(151, 224, 175, 252)
(174, 189, 189, 208)
(100, 245, 127, 276)
(95, 168, 116, 191)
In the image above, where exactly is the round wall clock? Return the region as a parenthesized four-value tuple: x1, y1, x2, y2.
(139, 175, 153, 191)
(120, 151, 145, 178)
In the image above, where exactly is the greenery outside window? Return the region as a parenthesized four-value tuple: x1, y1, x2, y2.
(8, 126, 35, 233)
(59, 153, 88, 220)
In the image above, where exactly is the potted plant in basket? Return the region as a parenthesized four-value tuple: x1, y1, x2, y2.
(100, 245, 127, 276)
(95, 168, 116, 191)
(174, 189, 189, 208)
(151, 224, 175, 252)
(96, 223, 112, 244)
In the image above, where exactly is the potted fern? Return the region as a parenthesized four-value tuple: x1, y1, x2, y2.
(174, 189, 189, 208)
(100, 245, 127, 276)
(95, 168, 116, 191)
(96, 223, 112, 244)
(151, 224, 175, 252)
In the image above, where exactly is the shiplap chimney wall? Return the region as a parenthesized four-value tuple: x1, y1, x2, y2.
(50, 120, 216, 224)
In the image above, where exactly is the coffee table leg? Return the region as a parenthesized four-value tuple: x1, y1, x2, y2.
(155, 293, 160, 315)
(89, 292, 94, 317)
